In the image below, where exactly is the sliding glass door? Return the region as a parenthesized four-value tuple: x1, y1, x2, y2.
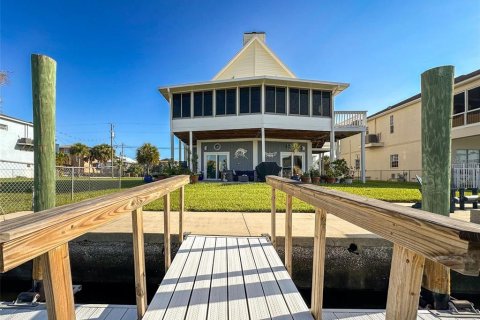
(204, 152, 229, 180)
(280, 152, 305, 177)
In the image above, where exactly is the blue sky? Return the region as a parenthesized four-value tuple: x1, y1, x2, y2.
(1, 0, 479, 159)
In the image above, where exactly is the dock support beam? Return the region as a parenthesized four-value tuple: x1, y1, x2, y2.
(420, 65, 454, 309)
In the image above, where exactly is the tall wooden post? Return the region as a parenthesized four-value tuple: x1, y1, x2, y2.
(32, 54, 76, 319)
(32, 54, 57, 282)
(420, 65, 454, 309)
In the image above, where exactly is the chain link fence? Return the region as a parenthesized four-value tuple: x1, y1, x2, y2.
(0, 160, 124, 215)
(364, 169, 423, 182)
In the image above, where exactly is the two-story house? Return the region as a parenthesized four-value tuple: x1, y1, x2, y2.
(159, 32, 367, 181)
(339, 69, 480, 181)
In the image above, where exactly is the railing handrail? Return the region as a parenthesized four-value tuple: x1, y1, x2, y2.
(0, 175, 190, 272)
(333, 110, 367, 114)
(266, 175, 480, 276)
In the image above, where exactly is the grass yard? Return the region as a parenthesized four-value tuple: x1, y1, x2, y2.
(3, 179, 469, 215)
(143, 180, 424, 213)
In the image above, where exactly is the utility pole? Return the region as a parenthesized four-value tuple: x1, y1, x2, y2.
(110, 123, 114, 178)
(121, 143, 124, 178)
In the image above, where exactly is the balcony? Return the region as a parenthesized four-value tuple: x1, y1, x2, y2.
(365, 133, 384, 147)
(334, 111, 367, 131)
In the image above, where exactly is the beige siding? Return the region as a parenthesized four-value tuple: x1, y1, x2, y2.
(339, 75, 480, 181)
(214, 40, 294, 80)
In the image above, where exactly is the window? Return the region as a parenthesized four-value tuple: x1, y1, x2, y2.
(453, 92, 465, 114)
(455, 149, 480, 164)
(265, 86, 287, 114)
(389, 115, 394, 133)
(312, 90, 332, 117)
(216, 89, 236, 115)
(468, 87, 480, 111)
(355, 158, 360, 170)
(172, 93, 191, 119)
(390, 154, 399, 168)
(289, 88, 309, 116)
(193, 91, 213, 117)
(239, 86, 261, 114)
(0, 124, 7, 131)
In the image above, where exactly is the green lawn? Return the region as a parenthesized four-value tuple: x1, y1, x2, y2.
(143, 180, 424, 213)
(2, 179, 468, 215)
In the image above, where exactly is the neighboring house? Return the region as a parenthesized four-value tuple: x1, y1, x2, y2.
(0, 114, 34, 178)
(338, 69, 480, 181)
(159, 32, 367, 180)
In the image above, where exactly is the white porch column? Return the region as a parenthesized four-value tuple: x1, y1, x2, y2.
(261, 127, 266, 163)
(189, 131, 193, 171)
(178, 139, 182, 163)
(329, 130, 335, 160)
(361, 130, 366, 183)
(170, 133, 174, 161)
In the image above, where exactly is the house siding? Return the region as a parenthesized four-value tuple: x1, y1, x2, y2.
(201, 141, 253, 172)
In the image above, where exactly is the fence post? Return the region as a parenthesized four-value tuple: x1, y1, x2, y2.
(132, 207, 147, 318)
(420, 65, 454, 309)
(285, 194, 293, 275)
(71, 167, 74, 201)
(271, 188, 276, 248)
(164, 193, 171, 271)
(311, 208, 327, 319)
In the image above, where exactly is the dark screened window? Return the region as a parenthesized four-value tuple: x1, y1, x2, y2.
(194, 92, 203, 117)
(265, 86, 286, 114)
(454, 92, 465, 114)
(276, 87, 286, 114)
(216, 90, 226, 115)
(204, 91, 213, 116)
(226, 89, 236, 114)
(266, 86, 276, 113)
(322, 91, 331, 117)
(172, 94, 181, 119)
(289, 88, 299, 114)
(468, 87, 480, 111)
(182, 93, 191, 118)
(240, 87, 250, 114)
(193, 91, 213, 117)
(251, 87, 261, 113)
(300, 89, 309, 115)
(312, 91, 322, 116)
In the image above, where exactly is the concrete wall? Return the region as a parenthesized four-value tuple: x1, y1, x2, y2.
(339, 74, 480, 181)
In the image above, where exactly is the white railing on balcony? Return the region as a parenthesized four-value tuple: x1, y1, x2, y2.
(334, 111, 367, 128)
(452, 163, 480, 189)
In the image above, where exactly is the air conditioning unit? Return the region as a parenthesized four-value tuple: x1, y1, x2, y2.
(366, 134, 379, 143)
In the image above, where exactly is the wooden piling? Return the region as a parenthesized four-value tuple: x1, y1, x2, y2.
(31, 54, 57, 283)
(420, 65, 454, 309)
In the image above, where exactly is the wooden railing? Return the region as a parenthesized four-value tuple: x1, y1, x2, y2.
(267, 176, 480, 320)
(0, 175, 189, 320)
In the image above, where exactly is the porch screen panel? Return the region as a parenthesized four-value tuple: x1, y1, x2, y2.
(251, 86, 261, 113)
(276, 87, 286, 114)
(216, 90, 226, 115)
(322, 91, 331, 117)
(172, 94, 181, 119)
(204, 91, 213, 116)
(240, 87, 250, 114)
(312, 90, 322, 116)
(300, 89, 309, 115)
(182, 93, 191, 118)
(194, 92, 203, 117)
(266, 86, 275, 113)
(289, 88, 299, 114)
(226, 89, 236, 114)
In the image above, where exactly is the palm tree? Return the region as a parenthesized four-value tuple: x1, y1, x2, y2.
(69, 143, 90, 166)
(56, 152, 70, 166)
(136, 143, 160, 175)
(90, 144, 114, 166)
